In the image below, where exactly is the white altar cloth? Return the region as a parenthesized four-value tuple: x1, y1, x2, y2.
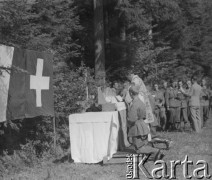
(69, 111, 119, 163)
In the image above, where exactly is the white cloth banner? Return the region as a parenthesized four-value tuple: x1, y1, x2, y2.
(0, 45, 14, 122)
(69, 111, 119, 163)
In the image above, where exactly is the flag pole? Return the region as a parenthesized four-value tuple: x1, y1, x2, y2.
(53, 116, 56, 152)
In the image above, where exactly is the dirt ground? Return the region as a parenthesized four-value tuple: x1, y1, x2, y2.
(3, 112, 212, 180)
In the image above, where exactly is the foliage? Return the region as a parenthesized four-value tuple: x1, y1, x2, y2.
(93, 0, 212, 84)
(104, 0, 181, 83)
(0, 141, 38, 176)
(53, 62, 97, 150)
(0, 0, 83, 60)
(0, 0, 212, 176)
(1, 0, 211, 83)
(0, 0, 97, 156)
(54, 62, 96, 117)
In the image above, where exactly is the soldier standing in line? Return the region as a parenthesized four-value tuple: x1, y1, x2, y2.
(161, 80, 168, 104)
(186, 80, 192, 125)
(165, 80, 181, 131)
(152, 83, 167, 131)
(200, 78, 210, 127)
(178, 80, 191, 131)
(180, 76, 202, 133)
(161, 80, 169, 129)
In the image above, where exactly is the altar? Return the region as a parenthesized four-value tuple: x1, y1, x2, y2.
(69, 111, 119, 163)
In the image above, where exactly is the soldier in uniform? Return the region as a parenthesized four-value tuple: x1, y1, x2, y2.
(146, 85, 159, 136)
(161, 80, 168, 105)
(127, 85, 163, 161)
(161, 80, 169, 124)
(178, 80, 191, 131)
(180, 76, 202, 133)
(200, 78, 210, 127)
(165, 80, 181, 131)
(152, 83, 167, 131)
(186, 80, 192, 123)
(162, 80, 168, 91)
(186, 80, 192, 92)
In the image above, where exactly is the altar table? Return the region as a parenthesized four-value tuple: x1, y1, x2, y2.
(69, 111, 119, 163)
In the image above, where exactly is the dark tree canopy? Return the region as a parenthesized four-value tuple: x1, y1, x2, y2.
(0, 0, 211, 83)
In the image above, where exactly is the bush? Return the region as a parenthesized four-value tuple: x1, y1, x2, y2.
(0, 62, 97, 177)
(53, 62, 97, 151)
(0, 141, 39, 176)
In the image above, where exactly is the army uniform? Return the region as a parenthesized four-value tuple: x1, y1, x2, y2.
(165, 87, 181, 130)
(128, 96, 160, 160)
(200, 86, 210, 127)
(177, 89, 191, 130)
(148, 93, 159, 136)
(152, 90, 167, 131)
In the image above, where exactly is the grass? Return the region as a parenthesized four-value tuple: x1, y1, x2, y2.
(2, 112, 212, 180)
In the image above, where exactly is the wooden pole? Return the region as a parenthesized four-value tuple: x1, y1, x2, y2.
(94, 0, 106, 86)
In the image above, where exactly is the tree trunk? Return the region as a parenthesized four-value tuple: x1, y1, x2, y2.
(94, 0, 105, 86)
(120, 25, 127, 65)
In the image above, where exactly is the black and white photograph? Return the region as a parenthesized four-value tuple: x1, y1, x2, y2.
(0, 0, 212, 179)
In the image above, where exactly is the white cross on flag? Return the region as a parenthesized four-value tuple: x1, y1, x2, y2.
(0, 45, 54, 122)
(30, 58, 50, 107)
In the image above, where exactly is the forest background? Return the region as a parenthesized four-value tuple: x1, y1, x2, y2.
(0, 0, 212, 177)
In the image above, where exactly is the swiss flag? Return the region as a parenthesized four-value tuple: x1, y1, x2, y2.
(0, 44, 54, 122)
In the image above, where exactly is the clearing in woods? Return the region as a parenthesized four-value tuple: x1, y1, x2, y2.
(2, 112, 212, 180)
